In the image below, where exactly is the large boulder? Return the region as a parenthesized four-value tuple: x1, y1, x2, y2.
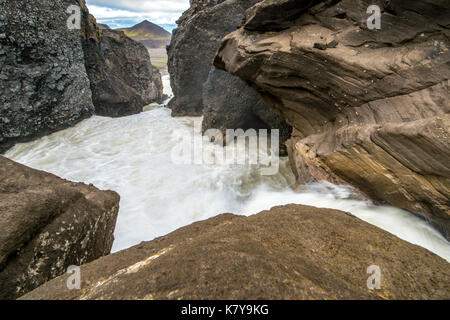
(0, 157, 120, 299)
(215, 0, 450, 239)
(20, 204, 449, 300)
(81, 12, 163, 117)
(202, 69, 292, 154)
(167, 0, 263, 116)
(0, 0, 164, 154)
(168, 0, 291, 152)
(0, 0, 94, 154)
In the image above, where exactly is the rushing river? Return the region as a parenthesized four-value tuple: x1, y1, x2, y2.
(5, 76, 450, 261)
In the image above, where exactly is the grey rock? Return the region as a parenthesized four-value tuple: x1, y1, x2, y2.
(168, 0, 291, 150)
(81, 14, 164, 117)
(167, 0, 262, 116)
(0, 0, 94, 154)
(0, 0, 163, 152)
(202, 69, 291, 154)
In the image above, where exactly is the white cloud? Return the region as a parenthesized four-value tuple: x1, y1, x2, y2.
(86, 0, 190, 26)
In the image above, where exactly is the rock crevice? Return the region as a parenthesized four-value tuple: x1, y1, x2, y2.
(167, 0, 292, 151)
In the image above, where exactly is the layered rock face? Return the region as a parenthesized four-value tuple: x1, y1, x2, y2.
(215, 0, 450, 239)
(82, 17, 163, 117)
(21, 204, 449, 300)
(0, 0, 94, 154)
(0, 0, 163, 153)
(0, 157, 120, 299)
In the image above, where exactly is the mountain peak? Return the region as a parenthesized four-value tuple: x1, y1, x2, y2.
(128, 20, 171, 37)
(136, 20, 152, 26)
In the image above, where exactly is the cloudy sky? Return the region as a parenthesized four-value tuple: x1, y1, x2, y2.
(86, 0, 190, 31)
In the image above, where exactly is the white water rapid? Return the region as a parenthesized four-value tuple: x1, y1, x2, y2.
(5, 75, 450, 261)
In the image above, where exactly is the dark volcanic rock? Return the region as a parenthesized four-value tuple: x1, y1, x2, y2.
(0, 0, 94, 154)
(215, 0, 450, 239)
(0, 1, 164, 153)
(82, 15, 163, 117)
(167, 0, 262, 116)
(168, 0, 292, 151)
(0, 156, 120, 300)
(202, 69, 292, 153)
(20, 204, 450, 300)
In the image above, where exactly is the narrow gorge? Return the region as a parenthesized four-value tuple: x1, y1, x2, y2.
(0, 0, 449, 301)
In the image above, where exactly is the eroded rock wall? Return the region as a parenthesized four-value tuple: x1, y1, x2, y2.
(82, 16, 163, 117)
(215, 0, 450, 238)
(0, 0, 163, 152)
(0, 0, 94, 154)
(167, 0, 262, 116)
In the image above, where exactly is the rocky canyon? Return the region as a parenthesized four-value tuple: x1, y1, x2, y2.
(0, 0, 449, 302)
(0, 0, 163, 154)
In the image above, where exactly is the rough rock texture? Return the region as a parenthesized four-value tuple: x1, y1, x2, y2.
(21, 204, 450, 300)
(0, 0, 163, 153)
(0, 156, 120, 300)
(167, 0, 263, 116)
(168, 0, 292, 151)
(215, 0, 450, 239)
(202, 69, 292, 154)
(0, 0, 94, 154)
(81, 12, 163, 117)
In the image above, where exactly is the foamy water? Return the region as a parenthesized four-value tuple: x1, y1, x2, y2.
(5, 76, 450, 261)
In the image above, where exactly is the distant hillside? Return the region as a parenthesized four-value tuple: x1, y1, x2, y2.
(126, 20, 171, 37)
(116, 20, 171, 49)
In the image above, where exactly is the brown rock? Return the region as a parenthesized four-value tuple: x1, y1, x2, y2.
(20, 205, 449, 300)
(0, 156, 119, 299)
(214, 0, 450, 239)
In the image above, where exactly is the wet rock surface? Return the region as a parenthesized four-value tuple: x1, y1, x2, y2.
(0, 156, 119, 299)
(21, 204, 450, 300)
(215, 0, 450, 239)
(202, 69, 292, 154)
